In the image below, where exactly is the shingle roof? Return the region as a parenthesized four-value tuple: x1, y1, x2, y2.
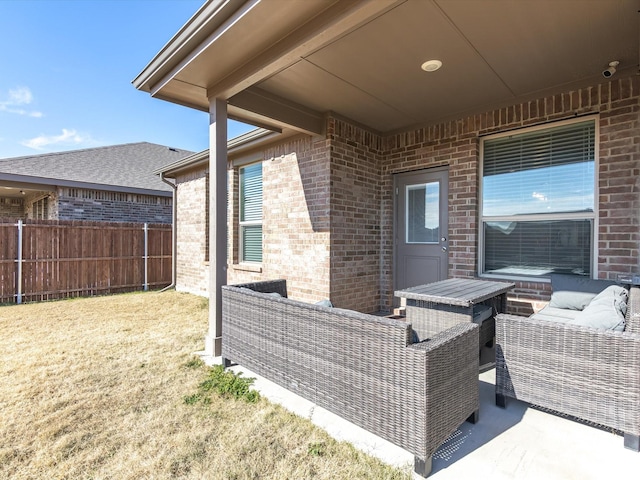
(0, 142, 194, 194)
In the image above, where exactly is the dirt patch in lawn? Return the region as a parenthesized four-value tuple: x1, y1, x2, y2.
(0, 291, 409, 480)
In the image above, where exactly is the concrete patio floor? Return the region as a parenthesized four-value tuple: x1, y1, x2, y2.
(204, 352, 639, 479)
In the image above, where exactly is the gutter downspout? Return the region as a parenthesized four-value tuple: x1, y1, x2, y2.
(159, 172, 177, 292)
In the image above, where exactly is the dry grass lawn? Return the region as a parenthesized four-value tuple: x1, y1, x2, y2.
(0, 291, 410, 480)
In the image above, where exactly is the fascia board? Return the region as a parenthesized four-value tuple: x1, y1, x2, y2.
(0, 173, 172, 197)
(156, 128, 282, 177)
(154, 150, 210, 177)
(133, 0, 247, 92)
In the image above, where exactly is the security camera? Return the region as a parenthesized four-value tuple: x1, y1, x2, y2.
(602, 61, 619, 78)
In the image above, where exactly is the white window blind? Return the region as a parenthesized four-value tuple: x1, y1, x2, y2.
(239, 163, 262, 263)
(481, 119, 596, 278)
(483, 120, 595, 216)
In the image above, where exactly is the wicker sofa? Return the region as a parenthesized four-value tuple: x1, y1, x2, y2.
(495, 276, 640, 451)
(221, 279, 480, 478)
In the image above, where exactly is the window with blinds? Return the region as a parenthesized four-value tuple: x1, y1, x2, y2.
(480, 118, 596, 278)
(239, 162, 262, 263)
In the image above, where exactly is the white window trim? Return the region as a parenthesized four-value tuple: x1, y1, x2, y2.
(477, 115, 600, 282)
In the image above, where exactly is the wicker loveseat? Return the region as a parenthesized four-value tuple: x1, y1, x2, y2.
(495, 275, 640, 451)
(221, 279, 480, 478)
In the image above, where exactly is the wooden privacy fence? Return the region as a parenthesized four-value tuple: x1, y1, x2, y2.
(0, 219, 172, 303)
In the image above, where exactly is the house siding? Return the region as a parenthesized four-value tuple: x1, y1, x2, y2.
(174, 75, 639, 315)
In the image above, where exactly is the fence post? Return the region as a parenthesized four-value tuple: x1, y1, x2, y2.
(16, 220, 23, 304)
(143, 223, 149, 291)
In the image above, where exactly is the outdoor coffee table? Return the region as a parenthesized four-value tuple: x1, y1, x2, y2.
(395, 278, 515, 350)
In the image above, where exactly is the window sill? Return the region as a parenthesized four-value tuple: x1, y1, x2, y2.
(230, 263, 262, 273)
(479, 272, 551, 284)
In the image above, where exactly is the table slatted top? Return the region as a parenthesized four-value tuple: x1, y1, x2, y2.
(395, 278, 515, 307)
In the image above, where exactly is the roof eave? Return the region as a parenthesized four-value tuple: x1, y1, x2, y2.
(155, 150, 210, 177)
(0, 173, 172, 197)
(132, 0, 250, 94)
(157, 127, 290, 177)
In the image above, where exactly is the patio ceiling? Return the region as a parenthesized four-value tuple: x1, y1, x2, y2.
(134, 0, 640, 135)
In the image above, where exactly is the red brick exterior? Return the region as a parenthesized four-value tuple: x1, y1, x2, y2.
(379, 76, 639, 314)
(175, 75, 640, 314)
(327, 120, 385, 312)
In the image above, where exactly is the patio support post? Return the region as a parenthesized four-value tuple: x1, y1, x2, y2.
(204, 97, 228, 357)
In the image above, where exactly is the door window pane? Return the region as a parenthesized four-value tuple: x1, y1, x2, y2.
(407, 182, 439, 244)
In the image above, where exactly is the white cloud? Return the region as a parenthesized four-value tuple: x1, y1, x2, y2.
(9, 87, 32, 104)
(0, 86, 43, 117)
(532, 192, 548, 201)
(21, 128, 94, 150)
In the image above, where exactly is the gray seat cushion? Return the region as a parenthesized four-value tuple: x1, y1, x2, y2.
(531, 306, 582, 323)
(548, 274, 616, 311)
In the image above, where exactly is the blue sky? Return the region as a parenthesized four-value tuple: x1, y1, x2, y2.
(0, 0, 254, 159)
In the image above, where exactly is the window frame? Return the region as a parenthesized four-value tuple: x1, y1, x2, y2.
(238, 161, 263, 264)
(32, 196, 49, 220)
(478, 116, 599, 282)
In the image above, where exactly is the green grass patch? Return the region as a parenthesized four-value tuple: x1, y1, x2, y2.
(186, 364, 260, 404)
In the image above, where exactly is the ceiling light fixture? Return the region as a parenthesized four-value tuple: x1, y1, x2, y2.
(421, 59, 442, 72)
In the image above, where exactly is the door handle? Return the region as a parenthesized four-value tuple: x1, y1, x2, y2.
(442, 246, 447, 252)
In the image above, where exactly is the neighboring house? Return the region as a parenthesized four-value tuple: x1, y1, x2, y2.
(137, 0, 639, 357)
(0, 142, 194, 223)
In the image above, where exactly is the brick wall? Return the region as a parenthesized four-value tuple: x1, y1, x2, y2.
(327, 118, 384, 312)
(57, 187, 172, 224)
(174, 168, 209, 297)
(176, 75, 639, 316)
(379, 75, 640, 313)
(0, 197, 25, 218)
(597, 79, 640, 283)
(227, 135, 333, 304)
(24, 191, 57, 220)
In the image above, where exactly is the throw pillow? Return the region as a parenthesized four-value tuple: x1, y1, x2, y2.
(548, 274, 616, 310)
(569, 285, 627, 331)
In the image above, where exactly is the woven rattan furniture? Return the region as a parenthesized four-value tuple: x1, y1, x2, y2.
(396, 278, 515, 353)
(221, 279, 480, 478)
(495, 285, 640, 451)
